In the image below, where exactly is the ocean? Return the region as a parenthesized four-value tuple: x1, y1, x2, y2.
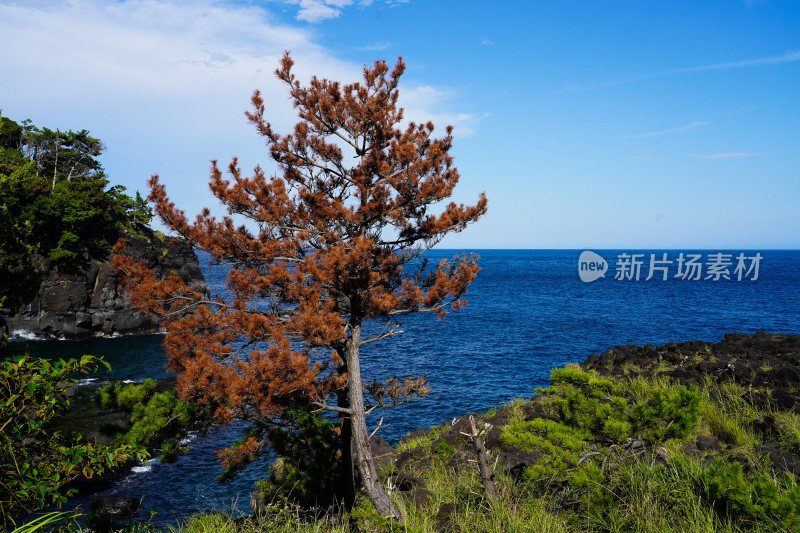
(8, 249, 800, 526)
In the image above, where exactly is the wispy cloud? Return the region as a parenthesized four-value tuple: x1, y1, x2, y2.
(691, 152, 766, 159)
(399, 86, 485, 138)
(668, 50, 800, 75)
(564, 50, 800, 92)
(291, 0, 373, 23)
(622, 121, 710, 139)
(0, 0, 478, 222)
(296, 1, 341, 22)
(356, 41, 391, 51)
(480, 39, 493, 46)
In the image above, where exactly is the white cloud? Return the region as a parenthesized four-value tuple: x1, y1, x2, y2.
(399, 86, 484, 138)
(0, 0, 478, 224)
(0, 1, 355, 220)
(289, 0, 375, 23)
(296, 0, 345, 22)
(356, 41, 392, 51)
(670, 50, 800, 74)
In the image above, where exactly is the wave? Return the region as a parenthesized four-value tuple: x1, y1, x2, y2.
(9, 329, 52, 341)
(6, 329, 167, 343)
(131, 457, 161, 474)
(179, 432, 198, 446)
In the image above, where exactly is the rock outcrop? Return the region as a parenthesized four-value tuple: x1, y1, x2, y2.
(1, 230, 208, 339)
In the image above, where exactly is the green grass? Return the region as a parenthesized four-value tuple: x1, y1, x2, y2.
(67, 368, 800, 533)
(395, 423, 448, 453)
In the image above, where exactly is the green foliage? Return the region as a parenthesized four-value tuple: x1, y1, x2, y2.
(562, 452, 720, 532)
(501, 418, 590, 479)
(567, 463, 610, 510)
(93, 380, 198, 461)
(701, 458, 800, 529)
(95, 381, 121, 409)
(0, 355, 144, 529)
(256, 410, 344, 509)
(434, 441, 456, 461)
(10, 511, 79, 533)
(628, 384, 702, 442)
(535, 365, 701, 446)
(0, 112, 153, 309)
(396, 424, 447, 454)
(350, 497, 402, 532)
(117, 379, 156, 411)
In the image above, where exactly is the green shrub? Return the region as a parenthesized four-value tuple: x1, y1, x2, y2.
(501, 418, 589, 479)
(0, 355, 144, 528)
(253, 410, 345, 509)
(537, 366, 700, 446)
(701, 458, 800, 529)
(435, 441, 456, 461)
(116, 378, 155, 410)
(628, 384, 702, 442)
(94, 381, 121, 409)
(93, 380, 199, 460)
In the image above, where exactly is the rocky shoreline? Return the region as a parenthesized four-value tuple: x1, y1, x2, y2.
(46, 332, 800, 529)
(0, 229, 208, 339)
(358, 331, 800, 528)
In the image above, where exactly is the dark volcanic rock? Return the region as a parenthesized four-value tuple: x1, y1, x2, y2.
(395, 446, 429, 471)
(411, 488, 432, 507)
(582, 332, 800, 411)
(1, 229, 208, 339)
(370, 434, 396, 468)
(696, 435, 723, 452)
(391, 472, 425, 492)
(497, 448, 541, 479)
(760, 443, 800, 477)
(88, 496, 142, 519)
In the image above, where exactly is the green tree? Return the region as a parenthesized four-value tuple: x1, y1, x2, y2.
(0, 112, 153, 310)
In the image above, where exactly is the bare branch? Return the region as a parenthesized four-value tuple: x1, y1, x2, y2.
(313, 401, 353, 415)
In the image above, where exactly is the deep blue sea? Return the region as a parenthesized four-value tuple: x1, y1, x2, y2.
(9, 249, 800, 526)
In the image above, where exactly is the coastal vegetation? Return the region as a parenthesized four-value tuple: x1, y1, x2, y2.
(93, 380, 209, 463)
(5, 329, 800, 531)
(0, 111, 152, 314)
(0, 111, 200, 527)
(157, 343, 800, 532)
(24, 338, 797, 533)
(0, 355, 144, 529)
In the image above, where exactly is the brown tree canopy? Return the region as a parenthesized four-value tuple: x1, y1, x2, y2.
(114, 52, 486, 518)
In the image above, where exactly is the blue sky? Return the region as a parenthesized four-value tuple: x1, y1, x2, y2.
(1, 0, 798, 248)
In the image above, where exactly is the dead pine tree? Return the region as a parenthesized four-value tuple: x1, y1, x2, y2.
(114, 52, 486, 520)
(461, 414, 497, 501)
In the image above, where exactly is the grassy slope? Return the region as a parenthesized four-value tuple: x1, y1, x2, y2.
(73, 333, 800, 532)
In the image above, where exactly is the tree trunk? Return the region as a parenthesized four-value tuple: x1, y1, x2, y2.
(346, 320, 399, 519)
(338, 409, 355, 509)
(51, 138, 58, 191)
(468, 415, 497, 501)
(336, 349, 355, 510)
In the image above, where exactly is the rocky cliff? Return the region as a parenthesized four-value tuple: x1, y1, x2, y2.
(0, 231, 208, 339)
